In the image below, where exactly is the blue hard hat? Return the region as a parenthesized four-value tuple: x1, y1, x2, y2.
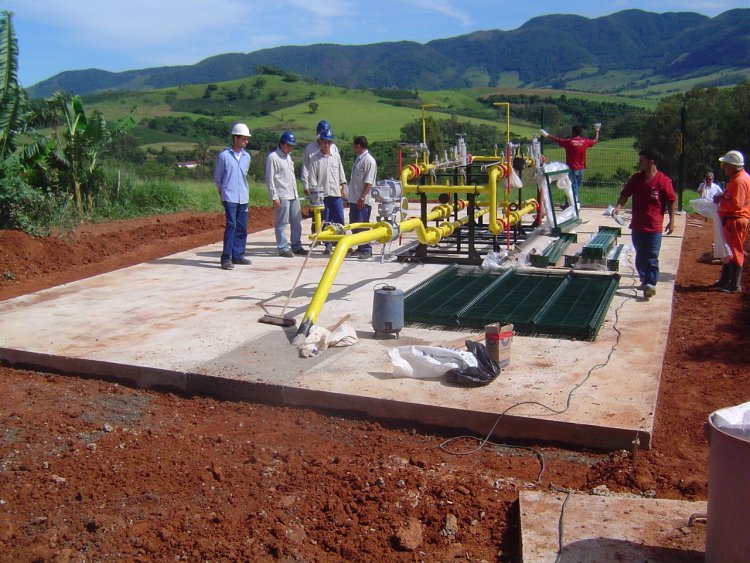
(316, 120, 330, 135)
(280, 130, 296, 145)
(319, 128, 334, 141)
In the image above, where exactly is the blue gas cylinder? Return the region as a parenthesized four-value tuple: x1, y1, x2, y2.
(372, 284, 404, 338)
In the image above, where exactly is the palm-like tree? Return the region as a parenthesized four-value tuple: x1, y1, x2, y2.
(0, 10, 25, 163)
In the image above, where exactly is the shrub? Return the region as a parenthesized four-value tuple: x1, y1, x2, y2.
(0, 159, 73, 235)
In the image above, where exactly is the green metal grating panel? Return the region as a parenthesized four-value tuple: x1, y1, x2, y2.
(404, 267, 620, 340)
(529, 233, 577, 268)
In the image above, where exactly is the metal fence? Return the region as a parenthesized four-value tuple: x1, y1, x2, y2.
(537, 111, 654, 209)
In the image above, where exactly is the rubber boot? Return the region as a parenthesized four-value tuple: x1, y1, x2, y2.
(712, 264, 730, 288)
(718, 262, 741, 293)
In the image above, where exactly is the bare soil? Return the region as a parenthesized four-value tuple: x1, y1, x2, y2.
(0, 210, 748, 561)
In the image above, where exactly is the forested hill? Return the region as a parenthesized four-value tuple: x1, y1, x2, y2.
(29, 9, 749, 98)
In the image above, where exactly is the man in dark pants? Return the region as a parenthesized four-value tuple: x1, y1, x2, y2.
(213, 123, 252, 270)
(614, 148, 677, 300)
(348, 136, 377, 259)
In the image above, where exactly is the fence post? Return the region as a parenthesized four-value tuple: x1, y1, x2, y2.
(678, 106, 686, 212)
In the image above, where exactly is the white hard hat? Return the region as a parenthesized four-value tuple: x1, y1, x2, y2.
(231, 123, 252, 137)
(719, 150, 744, 167)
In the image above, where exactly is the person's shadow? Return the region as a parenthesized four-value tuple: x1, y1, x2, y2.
(674, 282, 717, 293)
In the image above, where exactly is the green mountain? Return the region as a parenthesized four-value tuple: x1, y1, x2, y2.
(28, 9, 750, 98)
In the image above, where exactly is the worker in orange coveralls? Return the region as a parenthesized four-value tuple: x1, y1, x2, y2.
(713, 150, 750, 293)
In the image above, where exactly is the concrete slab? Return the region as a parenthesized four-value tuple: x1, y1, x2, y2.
(519, 490, 706, 562)
(0, 207, 685, 450)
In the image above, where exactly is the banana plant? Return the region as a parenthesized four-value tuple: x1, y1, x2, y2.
(0, 10, 25, 162)
(24, 91, 135, 212)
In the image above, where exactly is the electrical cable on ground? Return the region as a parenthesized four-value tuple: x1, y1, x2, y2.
(551, 252, 640, 561)
(438, 248, 640, 487)
(549, 483, 574, 563)
(439, 249, 640, 560)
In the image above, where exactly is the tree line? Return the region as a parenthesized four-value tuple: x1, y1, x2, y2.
(2, 9, 748, 235)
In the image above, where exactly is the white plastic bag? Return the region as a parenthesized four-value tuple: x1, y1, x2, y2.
(388, 346, 478, 379)
(538, 162, 576, 223)
(712, 401, 750, 441)
(293, 323, 358, 357)
(556, 173, 574, 208)
(329, 324, 358, 347)
(481, 250, 509, 270)
(690, 198, 731, 259)
(293, 325, 330, 357)
(509, 167, 523, 189)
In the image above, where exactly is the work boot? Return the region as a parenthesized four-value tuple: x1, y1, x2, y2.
(718, 262, 741, 293)
(711, 263, 730, 288)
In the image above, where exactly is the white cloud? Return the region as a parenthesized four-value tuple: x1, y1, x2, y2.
(9, 0, 254, 44)
(402, 0, 474, 26)
(288, 0, 352, 19)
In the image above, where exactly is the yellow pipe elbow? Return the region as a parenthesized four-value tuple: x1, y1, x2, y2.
(298, 226, 390, 334)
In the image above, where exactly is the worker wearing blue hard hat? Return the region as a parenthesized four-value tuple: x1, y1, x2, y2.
(305, 127, 347, 254)
(302, 118, 339, 195)
(265, 131, 305, 257)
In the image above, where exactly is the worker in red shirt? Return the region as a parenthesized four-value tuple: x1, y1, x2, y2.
(713, 150, 750, 293)
(540, 124, 600, 209)
(613, 148, 677, 300)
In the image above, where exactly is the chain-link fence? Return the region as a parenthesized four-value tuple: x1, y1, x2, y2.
(538, 110, 654, 209)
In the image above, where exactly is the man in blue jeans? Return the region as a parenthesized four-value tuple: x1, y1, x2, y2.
(305, 128, 347, 255)
(265, 131, 306, 257)
(213, 123, 253, 270)
(613, 147, 676, 300)
(540, 124, 599, 209)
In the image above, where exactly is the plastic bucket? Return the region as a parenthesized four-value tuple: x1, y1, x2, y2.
(705, 412, 750, 562)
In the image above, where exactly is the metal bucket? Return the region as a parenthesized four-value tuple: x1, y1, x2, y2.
(705, 412, 750, 562)
(372, 284, 403, 338)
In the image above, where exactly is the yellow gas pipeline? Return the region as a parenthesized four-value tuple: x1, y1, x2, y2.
(486, 165, 539, 233)
(398, 160, 538, 234)
(296, 200, 479, 336)
(295, 159, 537, 336)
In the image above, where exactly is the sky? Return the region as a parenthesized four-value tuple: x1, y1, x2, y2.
(5, 0, 745, 87)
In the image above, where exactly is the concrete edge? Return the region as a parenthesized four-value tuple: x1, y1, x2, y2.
(1, 347, 649, 450)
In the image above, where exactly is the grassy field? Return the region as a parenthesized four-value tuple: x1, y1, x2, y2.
(86, 75, 658, 148)
(86, 76, 707, 216)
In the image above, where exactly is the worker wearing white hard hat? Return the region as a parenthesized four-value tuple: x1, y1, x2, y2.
(713, 150, 750, 292)
(214, 123, 252, 270)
